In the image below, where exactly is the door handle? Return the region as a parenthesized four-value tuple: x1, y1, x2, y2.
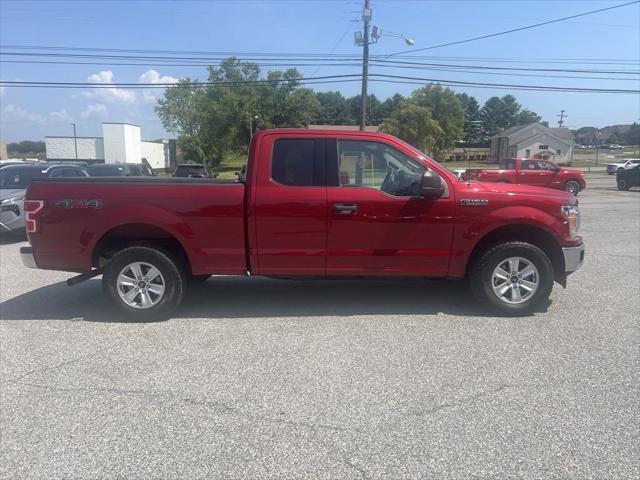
(333, 203, 358, 214)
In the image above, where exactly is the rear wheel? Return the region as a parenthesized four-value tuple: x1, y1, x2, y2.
(564, 180, 580, 195)
(103, 246, 185, 321)
(617, 178, 630, 191)
(469, 241, 554, 316)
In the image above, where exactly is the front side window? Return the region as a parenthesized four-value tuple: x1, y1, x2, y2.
(334, 140, 425, 196)
(272, 138, 323, 186)
(538, 144, 549, 150)
(522, 160, 554, 170)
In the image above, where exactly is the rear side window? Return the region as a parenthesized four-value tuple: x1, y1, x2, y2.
(272, 139, 324, 186)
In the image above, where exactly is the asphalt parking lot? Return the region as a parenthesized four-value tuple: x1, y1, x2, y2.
(1, 173, 638, 479)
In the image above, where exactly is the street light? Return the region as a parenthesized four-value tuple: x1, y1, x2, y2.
(355, 0, 414, 131)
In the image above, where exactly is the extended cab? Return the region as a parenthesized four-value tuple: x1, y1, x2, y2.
(465, 158, 586, 195)
(21, 130, 585, 319)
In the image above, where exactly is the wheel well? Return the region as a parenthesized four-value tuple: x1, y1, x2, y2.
(92, 223, 191, 274)
(466, 224, 565, 280)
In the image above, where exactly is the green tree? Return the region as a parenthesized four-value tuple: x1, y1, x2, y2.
(379, 104, 443, 155)
(456, 93, 482, 143)
(315, 91, 349, 125)
(156, 58, 319, 168)
(408, 84, 464, 157)
(479, 95, 541, 139)
(625, 122, 640, 145)
(378, 93, 405, 122)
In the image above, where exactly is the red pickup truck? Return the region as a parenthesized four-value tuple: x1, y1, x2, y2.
(465, 158, 586, 195)
(21, 129, 584, 319)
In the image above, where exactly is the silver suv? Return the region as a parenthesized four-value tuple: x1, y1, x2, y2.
(0, 163, 88, 234)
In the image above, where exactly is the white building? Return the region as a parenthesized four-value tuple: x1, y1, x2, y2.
(45, 122, 173, 170)
(489, 123, 575, 165)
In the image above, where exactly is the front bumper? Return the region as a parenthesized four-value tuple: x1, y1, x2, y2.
(563, 243, 585, 273)
(20, 246, 38, 269)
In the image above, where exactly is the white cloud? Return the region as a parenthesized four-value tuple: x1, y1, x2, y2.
(80, 103, 108, 119)
(2, 103, 69, 124)
(138, 69, 180, 101)
(82, 70, 136, 103)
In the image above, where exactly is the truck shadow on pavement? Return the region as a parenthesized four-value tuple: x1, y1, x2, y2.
(0, 276, 547, 322)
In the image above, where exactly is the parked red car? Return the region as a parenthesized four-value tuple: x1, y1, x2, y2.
(465, 158, 586, 195)
(21, 129, 584, 319)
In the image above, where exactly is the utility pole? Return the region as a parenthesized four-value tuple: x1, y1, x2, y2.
(557, 110, 566, 128)
(71, 123, 78, 160)
(359, 0, 371, 131)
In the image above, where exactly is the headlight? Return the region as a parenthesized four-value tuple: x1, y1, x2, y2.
(561, 205, 580, 237)
(0, 195, 24, 205)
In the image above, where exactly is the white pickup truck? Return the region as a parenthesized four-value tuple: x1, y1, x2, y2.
(606, 158, 640, 175)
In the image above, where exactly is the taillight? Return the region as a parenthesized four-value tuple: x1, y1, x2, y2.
(24, 200, 44, 233)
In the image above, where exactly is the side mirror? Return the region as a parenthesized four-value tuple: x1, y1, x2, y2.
(421, 170, 444, 200)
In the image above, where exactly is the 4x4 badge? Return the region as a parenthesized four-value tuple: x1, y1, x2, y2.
(459, 199, 489, 206)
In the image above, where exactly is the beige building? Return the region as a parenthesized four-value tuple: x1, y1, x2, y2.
(0, 140, 8, 160)
(489, 123, 574, 165)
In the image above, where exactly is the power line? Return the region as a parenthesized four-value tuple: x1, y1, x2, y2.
(3, 59, 636, 82)
(2, 52, 637, 74)
(3, 45, 639, 65)
(386, 0, 640, 56)
(2, 73, 638, 94)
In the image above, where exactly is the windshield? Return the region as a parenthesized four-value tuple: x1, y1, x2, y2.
(0, 169, 43, 189)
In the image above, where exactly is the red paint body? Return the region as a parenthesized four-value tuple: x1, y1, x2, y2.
(25, 130, 582, 279)
(465, 158, 586, 192)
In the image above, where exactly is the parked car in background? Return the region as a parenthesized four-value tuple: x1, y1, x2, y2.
(465, 158, 586, 195)
(616, 163, 640, 191)
(609, 144, 624, 150)
(606, 158, 640, 175)
(88, 163, 155, 177)
(0, 163, 88, 234)
(173, 164, 214, 178)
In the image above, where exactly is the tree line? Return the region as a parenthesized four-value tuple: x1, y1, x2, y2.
(156, 58, 546, 167)
(156, 58, 544, 167)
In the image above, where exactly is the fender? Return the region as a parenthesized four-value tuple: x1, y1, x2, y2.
(448, 205, 565, 278)
(81, 202, 196, 269)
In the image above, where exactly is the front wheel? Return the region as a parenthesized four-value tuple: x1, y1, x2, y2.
(469, 241, 554, 316)
(103, 246, 186, 321)
(564, 180, 581, 195)
(617, 178, 630, 191)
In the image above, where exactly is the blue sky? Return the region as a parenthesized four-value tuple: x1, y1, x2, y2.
(0, 0, 639, 142)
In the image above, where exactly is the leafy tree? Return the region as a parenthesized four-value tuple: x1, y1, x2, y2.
(517, 108, 542, 125)
(378, 93, 405, 122)
(408, 84, 464, 157)
(7, 140, 46, 155)
(479, 95, 541, 139)
(625, 122, 640, 145)
(456, 93, 482, 143)
(379, 104, 443, 155)
(156, 58, 319, 168)
(315, 91, 349, 125)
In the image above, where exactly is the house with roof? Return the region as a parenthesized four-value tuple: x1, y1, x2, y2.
(489, 123, 574, 165)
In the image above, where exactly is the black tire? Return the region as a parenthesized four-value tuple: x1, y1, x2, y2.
(102, 246, 186, 321)
(564, 180, 580, 195)
(617, 178, 630, 191)
(469, 241, 554, 316)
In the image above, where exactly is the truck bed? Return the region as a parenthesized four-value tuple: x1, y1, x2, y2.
(26, 177, 247, 275)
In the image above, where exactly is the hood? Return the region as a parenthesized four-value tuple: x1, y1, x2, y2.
(468, 181, 574, 202)
(0, 188, 26, 202)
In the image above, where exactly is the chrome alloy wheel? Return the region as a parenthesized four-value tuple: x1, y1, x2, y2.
(491, 257, 539, 305)
(117, 262, 165, 309)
